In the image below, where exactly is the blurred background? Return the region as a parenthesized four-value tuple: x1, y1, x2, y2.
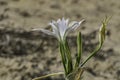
(0, 0, 120, 80)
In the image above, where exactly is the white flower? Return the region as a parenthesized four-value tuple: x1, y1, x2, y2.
(33, 18, 84, 42)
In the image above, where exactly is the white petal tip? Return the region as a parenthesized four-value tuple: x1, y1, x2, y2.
(79, 19, 85, 24)
(32, 28, 41, 31)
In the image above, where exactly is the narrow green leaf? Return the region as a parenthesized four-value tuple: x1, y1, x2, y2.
(81, 17, 110, 67)
(59, 42, 67, 75)
(99, 16, 110, 44)
(64, 39, 73, 74)
(81, 43, 102, 67)
(75, 32, 82, 68)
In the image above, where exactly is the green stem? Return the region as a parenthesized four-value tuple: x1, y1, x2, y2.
(59, 42, 67, 75)
(81, 43, 102, 67)
(64, 40, 73, 74)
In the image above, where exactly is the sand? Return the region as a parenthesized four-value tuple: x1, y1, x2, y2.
(0, 0, 120, 80)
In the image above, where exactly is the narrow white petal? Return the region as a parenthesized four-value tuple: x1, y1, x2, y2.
(79, 19, 85, 25)
(57, 19, 61, 23)
(51, 20, 58, 27)
(65, 19, 69, 26)
(73, 19, 84, 30)
(67, 21, 79, 32)
(69, 19, 84, 31)
(68, 21, 78, 27)
(60, 19, 68, 36)
(38, 29, 55, 36)
(32, 28, 41, 31)
(49, 22, 60, 38)
(49, 22, 58, 31)
(64, 19, 84, 38)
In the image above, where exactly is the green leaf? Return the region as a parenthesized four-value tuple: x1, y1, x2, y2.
(75, 32, 82, 68)
(81, 42, 102, 67)
(99, 16, 110, 44)
(81, 17, 110, 67)
(64, 39, 73, 74)
(59, 42, 67, 75)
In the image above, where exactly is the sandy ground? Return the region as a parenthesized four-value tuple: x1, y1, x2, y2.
(0, 0, 120, 80)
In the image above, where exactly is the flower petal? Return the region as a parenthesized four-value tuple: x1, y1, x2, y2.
(40, 29, 55, 36)
(49, 22, 60, 39)
(57, 18, 68, 39)
(64, 20, 84, 39)
(65, 19, 69, 26)
(33, 28, 55, 36)
(68, 19, 84, 31)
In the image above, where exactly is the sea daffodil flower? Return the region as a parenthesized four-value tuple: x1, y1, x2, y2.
(33, 18, 84, 42)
